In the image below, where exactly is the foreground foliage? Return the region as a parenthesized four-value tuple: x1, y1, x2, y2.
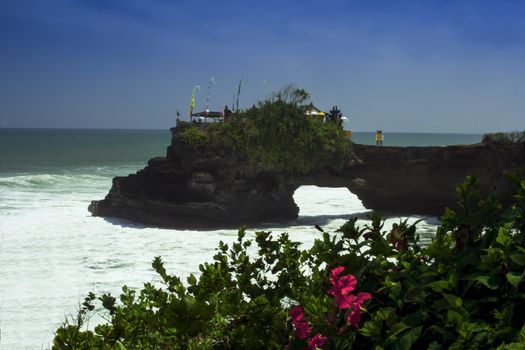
(54, 175, 525, 349)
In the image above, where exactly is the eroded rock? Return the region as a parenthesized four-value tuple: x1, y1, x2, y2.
(89, 127, 525, 228)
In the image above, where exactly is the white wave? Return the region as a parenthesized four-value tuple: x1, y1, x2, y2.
(0, 177, 439, 349)
(0, 173, 110, 189)
(294, 185, 367, 216)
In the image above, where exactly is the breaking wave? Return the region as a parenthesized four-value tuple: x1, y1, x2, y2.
(0, 173, 110, 189)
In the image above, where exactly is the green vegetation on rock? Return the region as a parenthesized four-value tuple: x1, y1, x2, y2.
(181, 126, 207, 148)
(181, 86, 351, 175)
(54, 175, 525, 349)
(482, 131, 525, 149)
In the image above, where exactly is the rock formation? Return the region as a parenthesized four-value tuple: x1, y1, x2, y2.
(89, 126, 525, 228)
(89, 125, 300, 229)
(345, 143, 523, 215)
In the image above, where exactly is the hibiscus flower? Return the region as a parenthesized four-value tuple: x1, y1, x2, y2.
(290, 305, 312, 339)
(308, 333, 327, 350)
(328, 267, 357, 309)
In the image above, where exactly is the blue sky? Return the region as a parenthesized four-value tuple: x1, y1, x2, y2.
(1, 0, 524, 132)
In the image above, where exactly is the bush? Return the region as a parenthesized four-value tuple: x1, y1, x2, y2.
(181, 126, 207, 148)
(181, 86, 351, 175)
(234, 99, 350, 175)
(53, 175, 525, 349)
(482, 131, 525, 148)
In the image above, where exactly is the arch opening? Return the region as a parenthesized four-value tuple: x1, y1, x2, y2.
(292, 185, 439, 242)
(292, 185, 368, 219)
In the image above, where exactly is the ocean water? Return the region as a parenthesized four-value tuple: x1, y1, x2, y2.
(0, 129, 481, 349)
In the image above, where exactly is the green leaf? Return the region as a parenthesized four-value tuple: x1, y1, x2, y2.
(360, 320, 382, 338)
(187, 274, 197, 286)
(520, 179, 525, 190)
(443, 294, 463, 309)
(449, 340, 466, 350)
(114, 341, 127, 350)
(442, 207, 457, 221)
(458, 322, 490, 339)
(402, 310, 425, 327)
(495, 304, 514, 325)
(506, 272, 524, 289)
(497, 227, 512, 246)
(447, 310, 465, 327)
(428, 280, 452, 292)
(431, 298, 452, 312)
(470, 274, 499, 290)
(510, 254, 525, 266)
(391, 326, 422, 350)
(427, 341, 442, 350)
(385, 322, 410, 343)
(497, 343, 525, 350)
(401, 261, 411, 269)
(519, 323, 525, 342)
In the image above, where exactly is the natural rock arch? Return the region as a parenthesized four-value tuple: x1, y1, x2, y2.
(292, 185, 367, 217)
(89, 128, 525, 229)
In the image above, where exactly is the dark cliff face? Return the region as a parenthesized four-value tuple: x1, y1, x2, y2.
(89, 127, 300, 229)
(345, 143, 522, 216)
(89, 128, 525, 228)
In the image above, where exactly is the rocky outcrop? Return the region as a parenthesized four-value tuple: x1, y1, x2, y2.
(344, 143, 523, 216)
(89, 126, 525, 228)
(89, 126, 300, 229)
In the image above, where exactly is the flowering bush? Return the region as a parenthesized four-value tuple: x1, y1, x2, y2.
(54, 176, 525, 349)
(290, 267, 371, 349)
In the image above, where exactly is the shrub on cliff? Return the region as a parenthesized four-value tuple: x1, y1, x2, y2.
(182, 86, 351, 175)
(54, 176, 525, 349)
(482, 131, 525, 148)
(234, 98, 350, 175)
(181, 125, 207, 148)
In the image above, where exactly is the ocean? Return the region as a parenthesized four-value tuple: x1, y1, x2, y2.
(0, 129, 482, 349)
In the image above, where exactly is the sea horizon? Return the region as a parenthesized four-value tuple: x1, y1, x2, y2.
(0, 125, 498, 135)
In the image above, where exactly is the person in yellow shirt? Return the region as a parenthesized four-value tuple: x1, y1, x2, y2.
(375, 130, 384, 146)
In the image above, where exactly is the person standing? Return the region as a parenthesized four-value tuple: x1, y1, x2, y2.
(375, 130, 384, 146)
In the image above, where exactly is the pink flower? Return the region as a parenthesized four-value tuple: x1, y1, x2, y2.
(290, 305, 304, 322)
(390, 233, 402, 250)
(333, 290, 355, 309)
(330, 266, 345, 281)
(328, 266, 357, 309)
(336, 275, 357, 295)
(295, 321, 312, 339)
(347, 307, 363, 327)
(389, 223, 404, 251)
(327, 267, 372, 327)
(355, 292, 372, 305)
(329, 267, 357, 294)
(308, 333, 327, 350)
(347, 292, 372, 328)
(290, 305, 312, 339)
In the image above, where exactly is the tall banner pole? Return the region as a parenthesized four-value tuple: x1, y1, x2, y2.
(189, 85, 200, 122)
(205, 77, 215, 112)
